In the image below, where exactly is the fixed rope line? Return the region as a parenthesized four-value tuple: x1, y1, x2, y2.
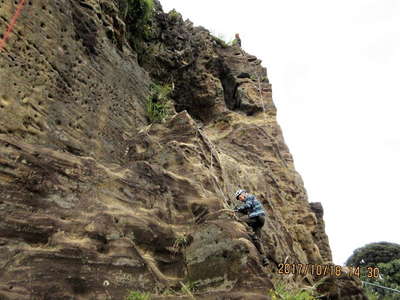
(0, 0, 26, 52)
(362, 281, 400, 294)
(236, 47, 291, 203)
(202, 131, 232, 210)
(239, 47, 274, 140)
(196, 125, 237, 213)
(241, 49, 288, 169)
(238, 45, 269, 124)
(256, 72, 269, 126)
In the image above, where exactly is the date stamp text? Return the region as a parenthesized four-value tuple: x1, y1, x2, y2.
(277, 264, 380, 278)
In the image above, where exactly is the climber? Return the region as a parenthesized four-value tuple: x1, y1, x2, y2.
(233, 33, 242, 47)
(234, 189, 269, 266)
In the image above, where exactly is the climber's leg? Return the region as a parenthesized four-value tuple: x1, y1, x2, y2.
(240, 216, 267, 257)
(248, 216, 269, 266)
(252, 227, 265, 255)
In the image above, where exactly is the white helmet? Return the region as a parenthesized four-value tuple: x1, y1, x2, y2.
(234, 189, 246, 200)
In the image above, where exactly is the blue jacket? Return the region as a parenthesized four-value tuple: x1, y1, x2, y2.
(235, 194, 266, 218)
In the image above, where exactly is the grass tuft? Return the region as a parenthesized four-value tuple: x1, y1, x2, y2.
(146, 83, 173, 123)
(268, 281, 316, 300)
(124, 290, 151, 300)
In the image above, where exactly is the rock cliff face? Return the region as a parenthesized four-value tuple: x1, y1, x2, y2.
(0, 1, 364, 299)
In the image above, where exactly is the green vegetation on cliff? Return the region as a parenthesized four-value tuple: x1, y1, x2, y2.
(125, 290, 151, 300)
(268, 281, 316, 300)
(146, 83, 173, 123)
(124, 0, 154, 29)
(122, 0, 154, 53)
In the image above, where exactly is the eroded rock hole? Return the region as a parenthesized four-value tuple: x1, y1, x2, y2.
(66, 277, 87, 295)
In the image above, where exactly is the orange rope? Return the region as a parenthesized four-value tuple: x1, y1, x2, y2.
(0, 0, 26, 52)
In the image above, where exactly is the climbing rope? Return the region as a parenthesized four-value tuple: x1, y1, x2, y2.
(237, 45, 268, 123)
(238, 46, 288, 168)
(235, 47, 290, 207)
(0, 0, 26, 52)
(256, 72, 269, 126)
(207, 139, 232, 209)
(362, 281, 400, 294)
(196, 128, 233, 210)
(200, 208, 239, 223)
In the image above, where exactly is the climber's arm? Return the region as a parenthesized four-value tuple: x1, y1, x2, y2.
(234, 197, 254, 213)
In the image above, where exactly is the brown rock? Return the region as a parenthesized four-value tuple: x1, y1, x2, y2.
(310, 202, 333, 263)
(0, 0, 334, 299)
(316, 275, 368, 300)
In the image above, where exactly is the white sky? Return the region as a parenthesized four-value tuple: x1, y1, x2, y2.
(160, 0, 400, 265)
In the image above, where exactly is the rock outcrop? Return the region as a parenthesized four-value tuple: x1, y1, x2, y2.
(310, 202, 332, 263)
(0, 0, 365, 299)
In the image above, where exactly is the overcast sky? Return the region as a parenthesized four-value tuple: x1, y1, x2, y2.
(160, 0, 400, 265)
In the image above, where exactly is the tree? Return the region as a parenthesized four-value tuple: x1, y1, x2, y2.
(346, 242, 400, 299)
(346, 242, 400, 267)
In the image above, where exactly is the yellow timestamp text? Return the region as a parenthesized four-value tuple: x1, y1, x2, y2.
(277, 264, 380, 278)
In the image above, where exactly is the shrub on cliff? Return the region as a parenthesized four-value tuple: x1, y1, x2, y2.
(121, 0, 154, 52)
(146, 83, 173, 123)
(126, 0, 154, 29)
(168, 9, 182, 23)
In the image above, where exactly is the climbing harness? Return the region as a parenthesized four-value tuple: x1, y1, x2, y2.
(0, 0, 26, 52)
